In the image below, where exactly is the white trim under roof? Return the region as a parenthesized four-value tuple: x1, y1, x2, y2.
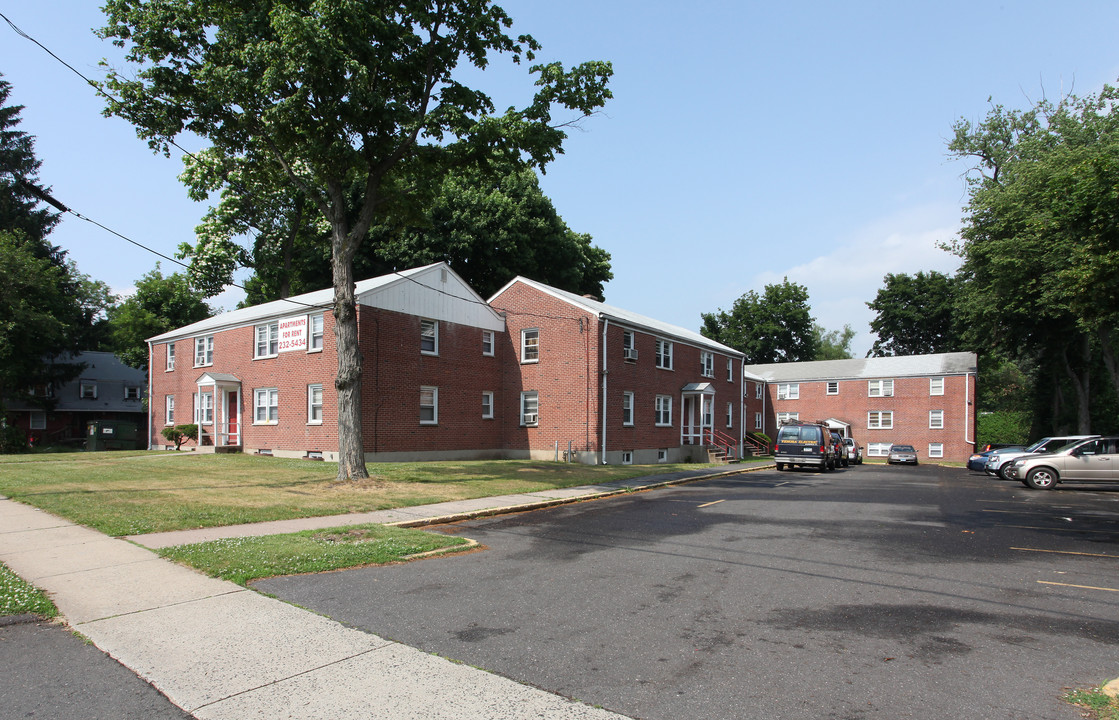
(490, 276, 744, 359)
(744, 352, 977, 383)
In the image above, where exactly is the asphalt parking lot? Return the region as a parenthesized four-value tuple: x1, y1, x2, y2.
(258, 464, 1119, 720)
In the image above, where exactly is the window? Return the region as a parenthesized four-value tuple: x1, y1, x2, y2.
(867, 411, 893, 429)
(867, 442, 892, 457)
(255, 321, 279, 358)
(420, 319, 439, 355)
(655, 395, 672, 426)
(657, 449, 668, 463)
(727, 358, 733, 382)
(521, 329, 539, 363)
(80, 383, 97, 399)
(308, 384, 323, 424)
(929, 409, 944, 429)
(254, 388, 278, 424)
(420, 386, 438, 424)
(482, 330, 494, 356)
(726, 402, 734, 427)
(165, 396, 175, 425)
(124, 386, 141, 400)
(776, 411, 799, 425)
(756, 383, 763, 400)
(929, 443, 944, 458)
(703, 398, 713, 426)
(196, 391, 214, 425)
(930, 377, 944, 396)
(754, 412, 763, 430)
(309, 314, 324, 351)
(195, 336, 214, 367)
(622, 391, 634, 426)
(520, 391, 539, 426)
(621, 451, 633, 465)
(826, 381, 838, 395)
(482, 391, 494, 419)
(622, 331, 637, 361)
(701, 351, 714, 377)
(868, 379, 894, 397)
(655, 339, 673, 369)
(776, 383, 799, 400)
(29, 411, 45, 430)
(166, 343, 176, 371)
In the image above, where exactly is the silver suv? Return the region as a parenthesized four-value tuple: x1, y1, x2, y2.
(1008, 437, 1119, 489)
(984, 435, 1098, 480)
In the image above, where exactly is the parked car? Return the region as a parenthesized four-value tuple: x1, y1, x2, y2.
(1008, 436, 1119, 489)
(985, 436, 1099, 480)
(967, 446, 1024, 472)
(830, 432, 849, 468)
(887, 444, 918, 465)
(773, 422, 836, 471)
(844, 438, 862, 464)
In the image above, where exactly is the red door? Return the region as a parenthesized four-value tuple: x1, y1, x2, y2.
(228, 393, 239, 445)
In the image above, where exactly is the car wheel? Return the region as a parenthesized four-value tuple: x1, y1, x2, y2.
(997, 464, 1013, 481)
(1025, 467, 1058, 490)
(776, 462, 784, 470)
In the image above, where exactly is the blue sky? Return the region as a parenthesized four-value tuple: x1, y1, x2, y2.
(3, 1, 1119, 357)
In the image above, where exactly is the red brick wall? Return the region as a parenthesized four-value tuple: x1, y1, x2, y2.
(746, 374, 976, 462)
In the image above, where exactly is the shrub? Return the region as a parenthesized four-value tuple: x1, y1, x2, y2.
(0, 423, 27, 454)
(160, 424, 199, 450)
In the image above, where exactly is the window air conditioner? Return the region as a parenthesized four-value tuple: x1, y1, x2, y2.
(623, 348, 638, 361)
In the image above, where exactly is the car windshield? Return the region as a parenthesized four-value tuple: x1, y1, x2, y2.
(892, 445, 915, 452)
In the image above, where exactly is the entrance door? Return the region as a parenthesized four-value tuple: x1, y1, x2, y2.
(227, 392, 239, 445)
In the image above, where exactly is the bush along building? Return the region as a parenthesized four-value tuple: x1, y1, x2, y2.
(742, 353, 978, 463)
(146, 263, 746, 465)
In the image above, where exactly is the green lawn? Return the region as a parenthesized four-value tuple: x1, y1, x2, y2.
(0, 562, 57, 618)
(0, 451, 745, 536)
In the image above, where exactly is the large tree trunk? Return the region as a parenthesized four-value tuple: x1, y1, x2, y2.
(332, 230, 369, 481)
(1059, 337, 1092, 434)
(1099, 327, 1119, 404)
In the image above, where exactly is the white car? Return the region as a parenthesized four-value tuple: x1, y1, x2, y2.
(844, 438, 862, 464)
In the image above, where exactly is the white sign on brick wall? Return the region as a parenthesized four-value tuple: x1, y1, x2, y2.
(278, 316, 307, 352)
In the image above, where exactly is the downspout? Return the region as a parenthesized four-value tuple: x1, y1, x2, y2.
(964, 372, 974, 446)
(600, 318, 609, 465)
(147, 340, 153, 450)
(738, 359, 744, 459)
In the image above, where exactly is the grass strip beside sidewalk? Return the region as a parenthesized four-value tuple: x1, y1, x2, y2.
(0, 562, 57, 618)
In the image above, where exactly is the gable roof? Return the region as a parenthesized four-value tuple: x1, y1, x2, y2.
(148, 262, 503, 344)
(490, 277, 744, 358)
(744, 352, 978, 382)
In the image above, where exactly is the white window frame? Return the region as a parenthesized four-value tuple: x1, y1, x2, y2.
(29, 411, 46, 430)
(307, 384, 323, 425)
(655, 395, 672, 426)
(754, 411, 763, 430)
(194, 336, 214, 367)
(777, 383, 799, 400)
(309, 313, 324, 352)
(196, 391, 214, 425)
(700, 351, 714, 378)
(867, 442, 892, 457)
(726, 402, 734, 428)
(868, 379, 894, 397)
(420, 319, 439, 356)
(255, 321, 279, 358)
(254, 388, 278, 424)
(657, 449, 668, 463)
(655, 339, 673, 370)
(727, 358, 733, 382)
(482, 330, 494, 357)
(622, 330, 637, 361)
(166, 343, 175, 371)
(521, 329, 540, 364)
(622, 391, 634, 426)
(482, 391, 494, 419)
(929, 443, 944, 458)
(776, 411, 799, 425)
(80, 382, 97, 399)
(621, 451, 633, 465)
(520, 391, 539, 426)
(826, 381, 838, 395)
(165, 396, 175, 425)
(756, 383, 763, 400)
(929, 409, 944, 429)
(930, 377, 945, 396)
(420, 386, 438, 425)
(867, 411, 893, 430)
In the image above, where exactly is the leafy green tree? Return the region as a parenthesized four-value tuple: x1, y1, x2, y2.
(948, 84, 1119, 433)
(0, 74, 61, 263)
(813, 324, 855, 360)
(866, 271, 961, 357)
(99, 0, 613, 480)
(106, 266, 213, 369)
(701, 279, 818, 364)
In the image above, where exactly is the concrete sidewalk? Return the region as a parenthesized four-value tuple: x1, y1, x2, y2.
(0, 465, 763, 719)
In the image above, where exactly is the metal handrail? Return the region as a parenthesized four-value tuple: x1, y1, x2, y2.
(703, 427, 738, 460)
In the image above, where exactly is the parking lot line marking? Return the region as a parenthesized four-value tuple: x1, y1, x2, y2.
(1012, 547, 1119, 559)
(1038, 580, 1119, 592)
(697, 499, 725, 508)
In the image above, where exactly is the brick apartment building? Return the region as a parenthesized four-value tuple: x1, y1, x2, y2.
(743, 353, 978, 463)
(147, 263, 745, 465)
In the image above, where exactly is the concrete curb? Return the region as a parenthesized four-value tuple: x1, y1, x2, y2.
(1102, 677, 1119, 698)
